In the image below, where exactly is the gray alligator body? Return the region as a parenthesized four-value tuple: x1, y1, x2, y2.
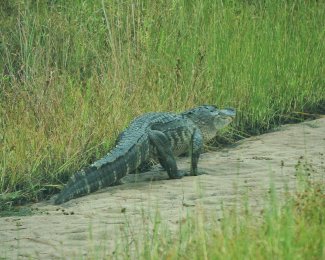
(54, 105, 235, 204)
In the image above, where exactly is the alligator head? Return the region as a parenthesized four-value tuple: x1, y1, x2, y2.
(182, 105, 236, 142)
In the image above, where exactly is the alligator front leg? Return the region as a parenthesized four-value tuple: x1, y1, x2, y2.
(189, 129, 204, 176)
(148, 130, 185, 179)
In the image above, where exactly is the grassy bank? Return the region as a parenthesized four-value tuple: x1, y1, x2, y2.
(1, 0, 325, 203)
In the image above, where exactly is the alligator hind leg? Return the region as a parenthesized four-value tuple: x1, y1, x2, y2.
(148, 130, 185, 179)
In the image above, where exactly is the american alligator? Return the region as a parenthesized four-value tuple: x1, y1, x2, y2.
(54, 105, 236, 204)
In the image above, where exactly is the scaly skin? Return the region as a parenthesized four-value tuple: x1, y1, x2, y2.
(54, 105, 236, 204)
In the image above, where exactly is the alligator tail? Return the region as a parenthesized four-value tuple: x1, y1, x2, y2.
(54, 162, 118, 204)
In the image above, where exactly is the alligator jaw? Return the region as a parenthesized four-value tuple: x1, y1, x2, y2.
(213, 108, 236, 130)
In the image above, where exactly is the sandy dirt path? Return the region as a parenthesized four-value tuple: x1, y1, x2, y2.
(1, 118, 324, 259)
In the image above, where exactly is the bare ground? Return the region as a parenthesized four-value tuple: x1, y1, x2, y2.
(1, 117, 324, 259)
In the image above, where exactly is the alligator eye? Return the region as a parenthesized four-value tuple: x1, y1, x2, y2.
(207, 105, 217, 111)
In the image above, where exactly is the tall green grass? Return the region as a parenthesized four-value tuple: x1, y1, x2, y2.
(0, 0, 324, 202)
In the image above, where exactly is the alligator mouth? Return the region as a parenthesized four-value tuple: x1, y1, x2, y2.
(219, 108, 236, 119)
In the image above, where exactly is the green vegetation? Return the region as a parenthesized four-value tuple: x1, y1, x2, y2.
(1, 0, 324, 203)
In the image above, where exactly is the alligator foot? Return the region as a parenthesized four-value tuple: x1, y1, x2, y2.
(167, 170, 187, 179)
(188, 169, 208, 176)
